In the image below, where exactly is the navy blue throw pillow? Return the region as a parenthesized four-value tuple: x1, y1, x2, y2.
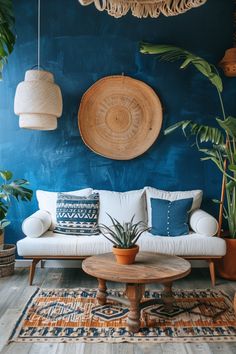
(54, 193, 99, 236)
(150, 197, 193, 236)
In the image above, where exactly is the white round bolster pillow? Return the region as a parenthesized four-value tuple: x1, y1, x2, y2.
(22, 210, 52, 238)
(189, 209, 218, 237)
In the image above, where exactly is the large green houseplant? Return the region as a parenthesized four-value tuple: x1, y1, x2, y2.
(0, 170, 33, 249)
(0, 0, 15, 79)
(140, 42, 236, 279)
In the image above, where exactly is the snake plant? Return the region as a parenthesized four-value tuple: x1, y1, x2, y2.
(0, 170, 33, 230)
(99, 215, 149, 248)
(140, 43, 236, 238)
(0, 0, 15, 79)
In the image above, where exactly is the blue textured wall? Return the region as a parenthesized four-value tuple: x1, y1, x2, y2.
(0, 0, 235, 245)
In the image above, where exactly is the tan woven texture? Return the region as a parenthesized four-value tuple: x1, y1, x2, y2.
(78, 75, 162, 160)
(14, 70, 63, 130)
(79, 0, 207, 18)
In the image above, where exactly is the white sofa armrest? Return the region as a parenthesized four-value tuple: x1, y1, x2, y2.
(189, 209, 218, 237)
(22, 210, 52, 238)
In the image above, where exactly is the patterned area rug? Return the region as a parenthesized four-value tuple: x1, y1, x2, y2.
(9, 288, 236, 343)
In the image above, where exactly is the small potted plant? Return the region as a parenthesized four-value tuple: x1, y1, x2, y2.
(0, 170, 32, 277)
(99, 215, 149, 265)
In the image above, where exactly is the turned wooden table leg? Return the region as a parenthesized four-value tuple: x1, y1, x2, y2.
(97, 278, 107, 305)
(126, 283, 144, 333)
(162, 282, 174, 311)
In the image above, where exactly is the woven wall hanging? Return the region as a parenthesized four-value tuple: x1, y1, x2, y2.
(78, 75, 163, 160)
(78, 0, 207, 19)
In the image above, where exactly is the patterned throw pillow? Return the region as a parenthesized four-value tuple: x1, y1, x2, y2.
(54, 193, 99, 236)
(150, 197, 193, 236)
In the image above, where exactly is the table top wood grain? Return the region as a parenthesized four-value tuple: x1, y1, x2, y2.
(82, 252, 191, 284)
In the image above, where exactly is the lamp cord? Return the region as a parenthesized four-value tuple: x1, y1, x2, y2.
(37, 0, 41, 70)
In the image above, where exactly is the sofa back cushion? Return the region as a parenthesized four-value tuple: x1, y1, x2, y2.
(36, 188, 93, 229)
(54, 193, 99, 236)
(145, 187, 203, 228)
(96, 189, 147, 227)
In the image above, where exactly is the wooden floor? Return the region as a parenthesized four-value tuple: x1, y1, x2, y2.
(0, 266, 236, 354)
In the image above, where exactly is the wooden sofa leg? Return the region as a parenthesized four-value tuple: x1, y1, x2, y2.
(208, 259, 216, 287)
(29, 259, 41, 285)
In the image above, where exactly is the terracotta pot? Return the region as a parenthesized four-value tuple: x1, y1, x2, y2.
(219, 48, 236, 77)
(112, 245, 139, 265)
(217, 238, 236, 280)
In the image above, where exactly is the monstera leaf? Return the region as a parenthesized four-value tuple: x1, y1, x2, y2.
(0, 170, 33, 229)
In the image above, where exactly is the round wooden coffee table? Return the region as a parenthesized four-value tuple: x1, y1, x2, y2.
(82, 252, 191, 333)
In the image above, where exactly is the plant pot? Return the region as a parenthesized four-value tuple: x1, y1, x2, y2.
(112, 245, 139, 265)
(219, 48, 236, 77)
(217, 238, 236, 280)
(0, 230, 4, 251)
(0, 244, 16, 277)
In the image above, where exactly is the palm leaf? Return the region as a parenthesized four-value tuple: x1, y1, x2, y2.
(164, 120, 225, 145)
(216, 116, 236, 140)
(139, 43, 223, 92)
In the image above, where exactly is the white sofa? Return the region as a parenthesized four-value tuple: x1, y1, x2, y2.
(17, 187, 226, 286)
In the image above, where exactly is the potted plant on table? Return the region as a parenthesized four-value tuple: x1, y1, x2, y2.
(140, 42, 236, 279)
(99, 215, 149, 265)
(0, 170, 32, 277)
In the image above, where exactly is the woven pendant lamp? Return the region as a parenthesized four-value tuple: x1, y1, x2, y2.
(78, 0, 207, 19)
(14, 0, 63, 130)
(219, 0, 236, 77)
(14, 70, 62, 130)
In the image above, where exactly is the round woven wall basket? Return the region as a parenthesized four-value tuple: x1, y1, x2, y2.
(78, 75, 163, 160)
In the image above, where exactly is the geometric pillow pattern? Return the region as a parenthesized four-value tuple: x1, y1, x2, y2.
(54, 193, 99, 236)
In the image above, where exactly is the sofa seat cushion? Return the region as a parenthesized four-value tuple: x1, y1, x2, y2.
(17, 232, 113, 257)
(17, 232, 226, 257)
(138, 233, 226, 257)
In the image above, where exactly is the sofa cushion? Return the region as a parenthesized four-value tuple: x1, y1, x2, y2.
(36, 188, 93, 229)
(189, 209, 218, 236)
(145, 187, 203, 228)
(151, 197, 193, 236)
(54, 193, 99, 236)
(17, 231, 226, 257)
(96, 189, 147, 227)
(22, 210, 52, 238)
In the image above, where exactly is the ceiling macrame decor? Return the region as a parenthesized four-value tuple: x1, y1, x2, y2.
(78, 0, 207, 19)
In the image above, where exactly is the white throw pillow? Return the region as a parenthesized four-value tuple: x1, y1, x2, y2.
(145, 186, 203, 227)
(96, 189, 147, 227)
(22, 210, 52, 238)
(189, 209, 218, 236)
(36, 188, 93, 229)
